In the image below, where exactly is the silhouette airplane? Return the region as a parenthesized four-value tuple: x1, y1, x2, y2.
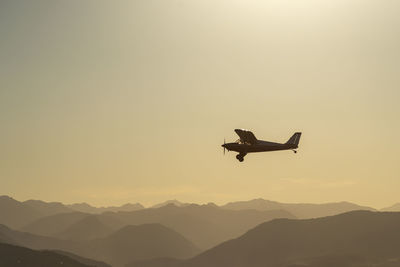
(222, 129, 302, 162)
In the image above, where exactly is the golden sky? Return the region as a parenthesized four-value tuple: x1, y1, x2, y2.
(1, 0, 399, 208)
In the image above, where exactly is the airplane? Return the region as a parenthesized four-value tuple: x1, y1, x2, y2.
(222, 129, 302, 162)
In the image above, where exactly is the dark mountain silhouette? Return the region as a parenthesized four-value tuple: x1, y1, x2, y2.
(0, 228, 17, 245)
(85, 224, 199, 267)
(109, 203, 295, 249)
(222, 198, 375, 218)
(150, 200, 191, 209)
(67, 202, 144, 214)
(283, 253, 399, 267)
(0, 242, 94, 267)
(51, 250, 111, 267)
(140, 210, 400, 267)
(381, 203, 400, 212)
(128, 257, 183, 267)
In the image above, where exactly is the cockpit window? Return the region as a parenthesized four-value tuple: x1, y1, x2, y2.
(235, 139, 250, 145)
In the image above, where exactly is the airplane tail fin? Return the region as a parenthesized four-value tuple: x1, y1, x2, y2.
(286, 132, 302, 147)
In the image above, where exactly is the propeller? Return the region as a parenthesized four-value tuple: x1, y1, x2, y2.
(223, 138, 226, 155)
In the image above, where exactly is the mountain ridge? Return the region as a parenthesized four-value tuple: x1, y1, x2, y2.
(0, 242, 96, 267)
(0, 222, 199, 267)
(169, 210, 400, 267)
(222, 198, 375, 218)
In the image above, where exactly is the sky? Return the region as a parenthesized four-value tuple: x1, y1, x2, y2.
(1, 0, 399, 208)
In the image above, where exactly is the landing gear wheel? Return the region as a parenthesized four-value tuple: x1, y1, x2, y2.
(236, 155, 244, 162)
(293, 150, 297, 154)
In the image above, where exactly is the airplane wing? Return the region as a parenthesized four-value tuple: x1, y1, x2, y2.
(234, 129, 258, 145)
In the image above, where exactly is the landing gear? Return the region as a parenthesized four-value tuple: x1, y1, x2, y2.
(236, 154, 245, 162)
(293, 150, 297, 154)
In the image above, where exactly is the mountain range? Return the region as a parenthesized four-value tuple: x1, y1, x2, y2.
(150, 200, 190, 209)
(2, 195, 400, 267)
(221, 198, 375, 218)
(0, 196, 72, 229)
(21, 203, 295, 249)
(130, 211, 400, 267)
(2, 195, 391, 230)
(0, 195, 144, 229)
(0, 222, 198, 267)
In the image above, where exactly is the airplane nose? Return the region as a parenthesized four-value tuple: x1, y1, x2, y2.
(222, 143, 227, 155)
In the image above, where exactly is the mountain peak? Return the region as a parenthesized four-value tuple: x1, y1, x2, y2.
(67, 202, 144, 214)
(151, 200, 189, 209)
(221, 199, 374, 219)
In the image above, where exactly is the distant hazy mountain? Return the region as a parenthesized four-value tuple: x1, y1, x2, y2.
(0, 224, 111, 266)
(152, 211, 400, 267)
(67, 202, 144, 214)
(1, 222, 199, 267)
(0, 196, 112, 230)
(55, 215, 114, 241)
(150, 200, 190, 209)
(0, 223, 80, 252)
(381, 203, 400, 212)
(86, 224, 199, 267)
(113, 203, 295, 249)
(21, 203, 294, 249)
(0, 242, 94, 267)
(0, 196, 65, 229)
(23, 199, 73, 216)
(0, 195, 144, 230)
(21, 212, 89, 237)
(222, 198, 375, 218)
(22, 212, 125, 240)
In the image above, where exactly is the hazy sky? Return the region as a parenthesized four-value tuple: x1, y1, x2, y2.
(1, 0, 399, 208)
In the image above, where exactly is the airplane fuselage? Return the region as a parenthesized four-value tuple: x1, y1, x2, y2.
(223, 140, 297, 154)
